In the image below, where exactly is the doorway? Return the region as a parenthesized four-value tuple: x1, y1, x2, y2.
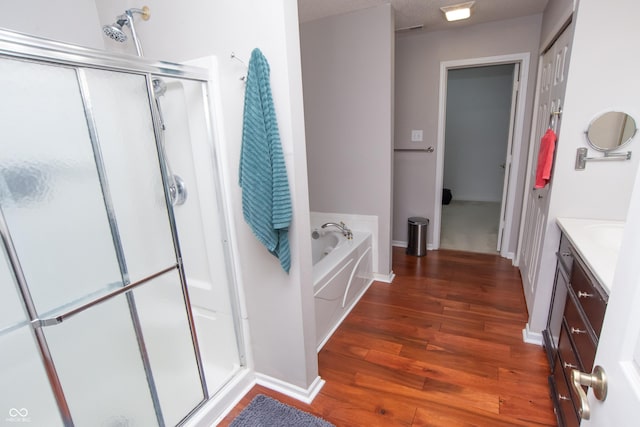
(441, 64, 516, 254)
(433, 54, 530, 259)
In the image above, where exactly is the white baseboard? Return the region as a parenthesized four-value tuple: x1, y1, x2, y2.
(392, 240, 434, 251)
(522, 323, 543, 346)
(255, 373, 325, 404)
(373, 271, 395, 283)
(185, 368, 255, 427)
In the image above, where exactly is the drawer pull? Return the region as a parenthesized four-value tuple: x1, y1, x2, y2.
(570, 327, 587, 335)
(564, 361, 578, 369)
(558, 394, 571, 401)
(561, 251, 572, 257)
(577, 291, 594, 298)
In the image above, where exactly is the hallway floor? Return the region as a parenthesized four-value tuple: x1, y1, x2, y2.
(440, 200, 501, 254)
(220, 247, 556, 426)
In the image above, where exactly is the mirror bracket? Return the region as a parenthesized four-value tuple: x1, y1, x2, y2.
(575, 147, 632, 170)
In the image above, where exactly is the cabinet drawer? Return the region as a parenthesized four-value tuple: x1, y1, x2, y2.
(570, 260, 607, 336)
(551, 356, 580, 427)
(558, 320, 582, 372)
(564, 294, 597, 370)
(558, 321, 589, 414)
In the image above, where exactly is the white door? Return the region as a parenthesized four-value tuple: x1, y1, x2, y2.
(581, 167, 640, 425)
(518, 24, 573, 299)
(497, 62, 520, 251)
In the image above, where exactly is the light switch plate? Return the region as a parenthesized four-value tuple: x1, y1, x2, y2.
(411, 130, 423, 142)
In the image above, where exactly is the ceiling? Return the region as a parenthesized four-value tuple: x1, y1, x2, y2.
(298, 0, 548, 32)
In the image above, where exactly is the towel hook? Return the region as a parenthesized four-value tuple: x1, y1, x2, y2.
(230, 52, 247, 82)
(549, 107, 563, 131)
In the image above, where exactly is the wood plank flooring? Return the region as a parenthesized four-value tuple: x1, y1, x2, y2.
(219, 247, 556, 426)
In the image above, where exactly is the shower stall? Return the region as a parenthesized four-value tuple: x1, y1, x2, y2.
(0, 29, 243, 426)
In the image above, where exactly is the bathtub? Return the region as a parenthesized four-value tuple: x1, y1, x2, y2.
(312, 228, 373, 350)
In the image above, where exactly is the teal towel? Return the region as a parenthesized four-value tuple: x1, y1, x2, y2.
(239, 48, 292, 273)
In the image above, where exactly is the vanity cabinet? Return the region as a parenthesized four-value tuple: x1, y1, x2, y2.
(543, 234, 608, 426)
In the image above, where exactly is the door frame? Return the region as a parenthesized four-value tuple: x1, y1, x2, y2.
(433, 53, 530, 259)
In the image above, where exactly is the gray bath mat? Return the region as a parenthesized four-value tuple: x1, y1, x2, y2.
(230, 394, 334, 427)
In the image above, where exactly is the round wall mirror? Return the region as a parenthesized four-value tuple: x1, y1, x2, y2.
(586, 111, 637, 152)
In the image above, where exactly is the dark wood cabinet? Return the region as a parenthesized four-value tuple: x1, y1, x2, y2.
(543, 234, 608, 426)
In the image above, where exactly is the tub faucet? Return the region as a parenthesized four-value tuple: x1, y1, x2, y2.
(321, 222, 353, 239)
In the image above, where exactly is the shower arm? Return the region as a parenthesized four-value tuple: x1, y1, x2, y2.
(122, 6, 150, 56)
(125, 10, 144, 56)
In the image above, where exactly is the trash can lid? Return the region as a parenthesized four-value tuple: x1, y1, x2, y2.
(408, 217, 429, 225)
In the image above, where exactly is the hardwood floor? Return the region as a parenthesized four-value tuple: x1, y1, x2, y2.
(219, 247, 556, 426)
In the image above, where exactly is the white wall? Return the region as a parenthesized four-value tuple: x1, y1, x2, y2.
(0, 0, 104, 49)
(525, 0, 640, 334)
(300, 5, 395, 277)
(394, 14, 542, 251)
(444, 65, 514, 203)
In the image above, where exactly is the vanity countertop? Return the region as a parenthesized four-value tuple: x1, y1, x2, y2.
(556, 217, 625, 294)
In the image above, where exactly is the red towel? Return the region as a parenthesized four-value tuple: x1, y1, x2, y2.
(534, 128, 557, 189)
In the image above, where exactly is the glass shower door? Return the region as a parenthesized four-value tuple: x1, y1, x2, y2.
(0, 55, 204, 426)
(0, 237, 63, 426)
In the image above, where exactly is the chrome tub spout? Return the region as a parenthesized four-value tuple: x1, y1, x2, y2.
(321, 221, 353, 239)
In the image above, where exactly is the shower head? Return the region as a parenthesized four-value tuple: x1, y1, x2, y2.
(153, 78, 166, 97)
(102, 17, 129, 43)
(102, 6, 151, 55)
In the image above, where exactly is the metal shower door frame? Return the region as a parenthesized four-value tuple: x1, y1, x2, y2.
(0, 28, 240, 426)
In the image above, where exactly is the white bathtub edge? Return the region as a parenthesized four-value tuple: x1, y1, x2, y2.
(311, 211, 379, 274)
(255, 373, 326, 404)
(316, 277, 374, 352)
(312, 231, 370, 289)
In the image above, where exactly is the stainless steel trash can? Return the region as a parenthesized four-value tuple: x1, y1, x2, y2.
(406, 217, 429, 257)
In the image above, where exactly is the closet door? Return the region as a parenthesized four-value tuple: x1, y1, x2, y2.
(519, 24, 573, 302)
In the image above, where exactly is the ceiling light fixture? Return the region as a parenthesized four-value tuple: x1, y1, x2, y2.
(440, 1, 475, 22)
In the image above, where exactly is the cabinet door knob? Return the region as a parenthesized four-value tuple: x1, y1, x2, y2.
(571, 366, 608, 420)
(570, 326, 587, 335)
(578, 291, 594, 298)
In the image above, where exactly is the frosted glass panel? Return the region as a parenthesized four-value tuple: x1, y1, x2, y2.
(134, 271, 204, 426)
(82, 69, 176, 283)
(0, 58, 122, 315)
(0, 245, 27, 329)
(0, 249, 62, 426)
(44, 293, 157, 426)
(0, 327, 63, 426)
(158, 76, 242, 393)
(160, 77, 233, 304)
